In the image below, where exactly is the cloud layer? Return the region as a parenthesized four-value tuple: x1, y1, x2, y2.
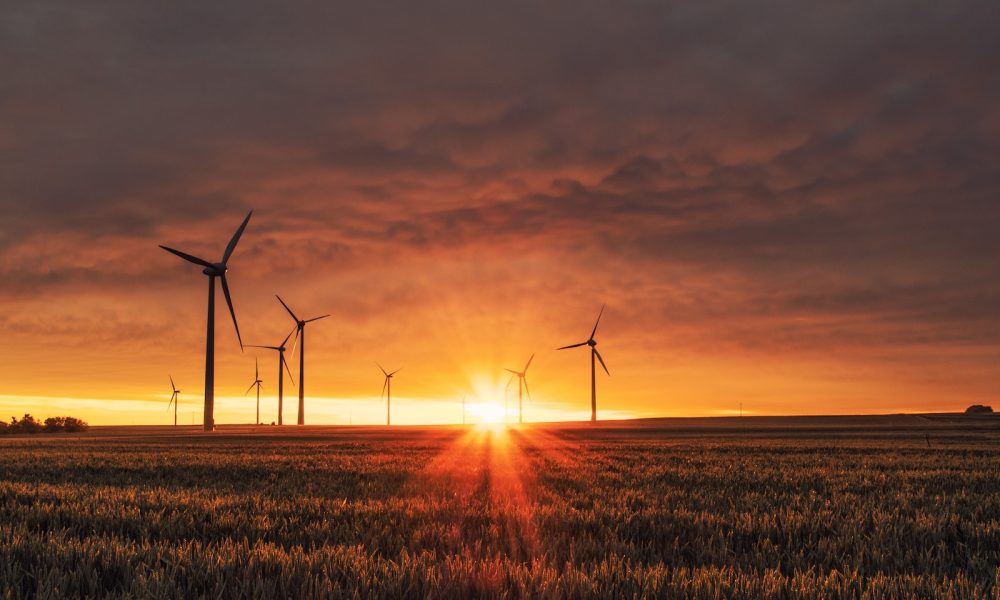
(2, 1, 999, 421)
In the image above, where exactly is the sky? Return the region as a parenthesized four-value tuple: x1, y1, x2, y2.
(1, 1, 999, 425)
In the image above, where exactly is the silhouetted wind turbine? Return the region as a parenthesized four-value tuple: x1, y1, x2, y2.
(557, 305, 610, 423)
(167, 376, 180, 426)
(245, 358, 263, 425)
(160, 211, 251, 431)
(276, 295, 329, 425)
(379, 364, 401, 426)
(505, 353, 534, 425)
(246, 328, 295, 425)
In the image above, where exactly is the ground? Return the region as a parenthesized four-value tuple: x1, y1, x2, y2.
(1, 414, 999, 598)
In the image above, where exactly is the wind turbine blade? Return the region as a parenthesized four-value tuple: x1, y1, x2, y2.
(220, 275, 243, 349)
(245, 381, 256, 395)
(523, 377, 532, 402)
(169, 375, 176, 391)
(590, 304, 605, 340)
(222, 210, 253, 264)
(594, 348, 610, 376)
(381, 377, 388, 398)
(524, 353, 535, 373)
(287, 325, 300, 359)
(282, 354, 295, 385)
(305, 314, 330, 323)
(506, 374, 515, 389)
(390, 367, 402, 376)
(275, 295, 299, 322)
(504, 368, 519, 375)
(281, 326, 295, 347)
(255, 357, 259, 379)
(245, 345, 280, 350)
(159, 246, 214, 269)
(557, 341, 588, 350)
(377, 363, 388, 376)
(167, 394, 175, 410)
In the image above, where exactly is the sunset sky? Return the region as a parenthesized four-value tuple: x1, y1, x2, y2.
(2, 2, 999, 425)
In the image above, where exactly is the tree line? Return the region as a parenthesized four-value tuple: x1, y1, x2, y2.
(0, 414, 89, 434)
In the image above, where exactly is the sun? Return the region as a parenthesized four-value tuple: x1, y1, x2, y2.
(470, 401, 506, 424)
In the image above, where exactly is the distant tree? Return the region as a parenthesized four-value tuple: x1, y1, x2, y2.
(965, 404, 994, 414)
(12, 414, 42, 433)
(62, 417, 89, 432)
(44, 416, 66, 433)
(0, 414, 89, 434)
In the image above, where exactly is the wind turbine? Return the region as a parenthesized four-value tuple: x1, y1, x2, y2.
(160, 210, 251, 431)
(276, 295, 329, 425)
(378, 364, 402, 426)
(504, 353, 534, 425)
(557, 305, 610, 423)
(167, 376, 180, 426)
(246, 328, 295, 425)
(245, 358, 264, 425)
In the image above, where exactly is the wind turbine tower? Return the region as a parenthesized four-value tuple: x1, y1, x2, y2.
(276, 296, 329, 425)
(557, 305, 610, 423)
(245, 358, 264, 425)
(246, 328, 295, 425)
(504, 353, 534, 425)
(167, 376, 180, 426)
(159, 211, 251, 431)
(379, 364, 402, 426)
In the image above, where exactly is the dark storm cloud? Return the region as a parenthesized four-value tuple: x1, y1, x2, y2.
(1, 0, 999, 361)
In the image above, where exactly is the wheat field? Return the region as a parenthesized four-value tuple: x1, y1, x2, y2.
(1, 415, 998, 599)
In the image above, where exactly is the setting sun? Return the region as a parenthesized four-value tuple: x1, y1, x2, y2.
(469, 401, 506, 424)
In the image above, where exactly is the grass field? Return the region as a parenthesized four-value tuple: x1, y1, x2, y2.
(1, 414, 999, 599)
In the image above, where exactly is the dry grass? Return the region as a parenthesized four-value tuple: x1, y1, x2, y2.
(1, 416, 999, 598)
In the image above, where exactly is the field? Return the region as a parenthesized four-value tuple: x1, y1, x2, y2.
(1, 414, 999, 599)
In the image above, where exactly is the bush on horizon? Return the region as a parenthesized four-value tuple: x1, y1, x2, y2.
(1, 414, 88, 434)
(964, 404, 994, 414)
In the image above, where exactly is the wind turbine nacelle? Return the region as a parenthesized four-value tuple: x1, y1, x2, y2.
(202, 263, 227, 276)
(588, 339, 597, 347)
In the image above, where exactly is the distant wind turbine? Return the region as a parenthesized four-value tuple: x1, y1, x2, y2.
(505, 353, 534, 425)
(378, 364, 401, 426)
(167, 376, 180, 426)
(557, 305, 610, 423)
(246, 328, 296, 425)
(245, 358, 264, 425)
(160, 210, 251, 431)
(276, 295, 330, 425)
